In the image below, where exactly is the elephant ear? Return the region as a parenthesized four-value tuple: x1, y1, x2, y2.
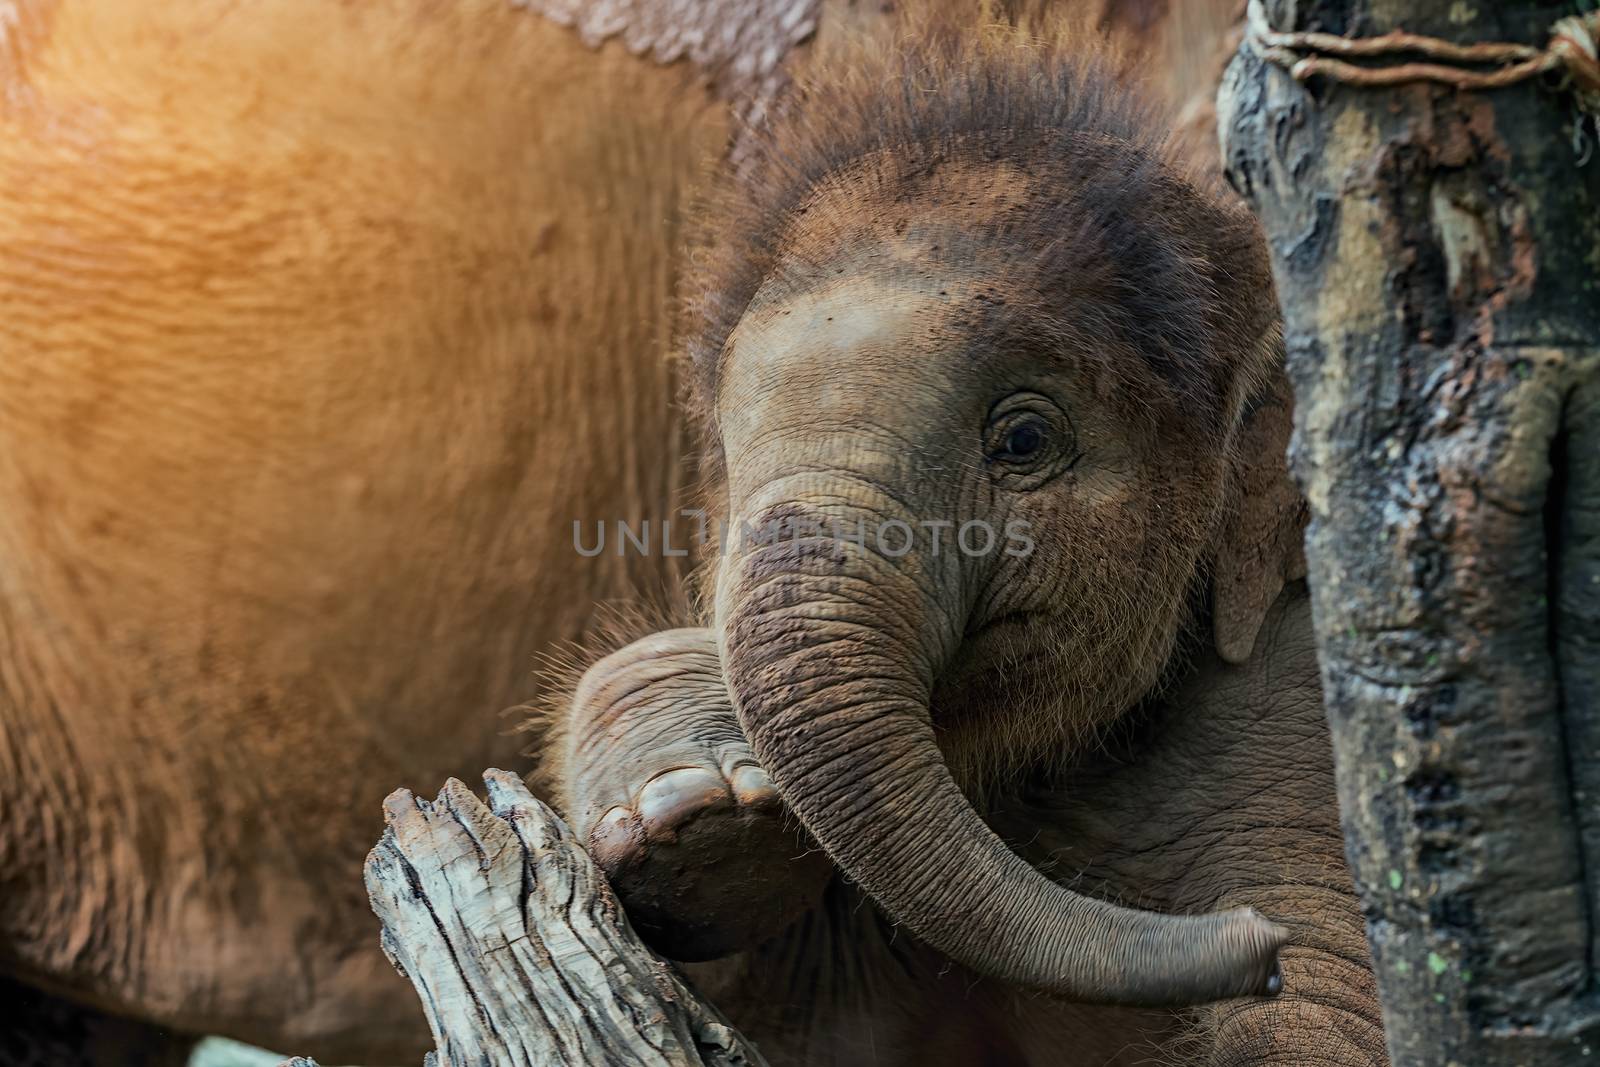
(1211, 356, 1309, 666)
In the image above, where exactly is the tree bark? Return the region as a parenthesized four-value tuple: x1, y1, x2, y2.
(279, 771, 766, 1067)
(1220, 2, 1600, 1064)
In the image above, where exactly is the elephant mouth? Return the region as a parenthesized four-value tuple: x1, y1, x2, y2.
(931, 614, 1060, 751)
(943, 612, 1054, 690)
(963, 610, 1036, 641)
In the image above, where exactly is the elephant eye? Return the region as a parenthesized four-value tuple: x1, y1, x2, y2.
(1002, 422, 1043, 458)
(983, 392, 1075, 489)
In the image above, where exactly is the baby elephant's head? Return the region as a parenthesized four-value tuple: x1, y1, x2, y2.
(681, 21, 1301, 1009)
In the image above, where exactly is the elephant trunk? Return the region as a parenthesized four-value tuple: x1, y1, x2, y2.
(716, 502, 1286, 1006)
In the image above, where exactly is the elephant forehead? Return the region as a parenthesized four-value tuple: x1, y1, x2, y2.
(721, 277, 957, 419)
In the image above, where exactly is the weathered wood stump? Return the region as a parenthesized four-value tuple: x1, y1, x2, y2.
(280, 770, 766, 1067)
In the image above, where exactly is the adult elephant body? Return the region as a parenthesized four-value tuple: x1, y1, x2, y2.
(0, 0, 745, 1058)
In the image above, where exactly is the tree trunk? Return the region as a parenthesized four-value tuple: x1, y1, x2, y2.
(1220, 2, 1600, 1064)
(279, 771, 766, 1067)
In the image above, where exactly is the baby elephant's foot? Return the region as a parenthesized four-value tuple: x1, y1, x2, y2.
(565, 628, 833, 961)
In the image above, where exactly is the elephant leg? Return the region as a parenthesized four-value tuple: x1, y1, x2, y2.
(559, 628, 834, 961)
(1, 978, 196, 1067)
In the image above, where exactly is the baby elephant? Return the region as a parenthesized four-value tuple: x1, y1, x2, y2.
(546, 15, 1385, 1066)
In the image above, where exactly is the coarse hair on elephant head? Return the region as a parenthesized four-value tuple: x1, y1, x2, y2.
(670, 7, 1307, 1009)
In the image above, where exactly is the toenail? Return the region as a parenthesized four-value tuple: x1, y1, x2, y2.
(729, 764, 779, 809)
(588, 805, 645, 873)
(637, 767, 729, 836)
